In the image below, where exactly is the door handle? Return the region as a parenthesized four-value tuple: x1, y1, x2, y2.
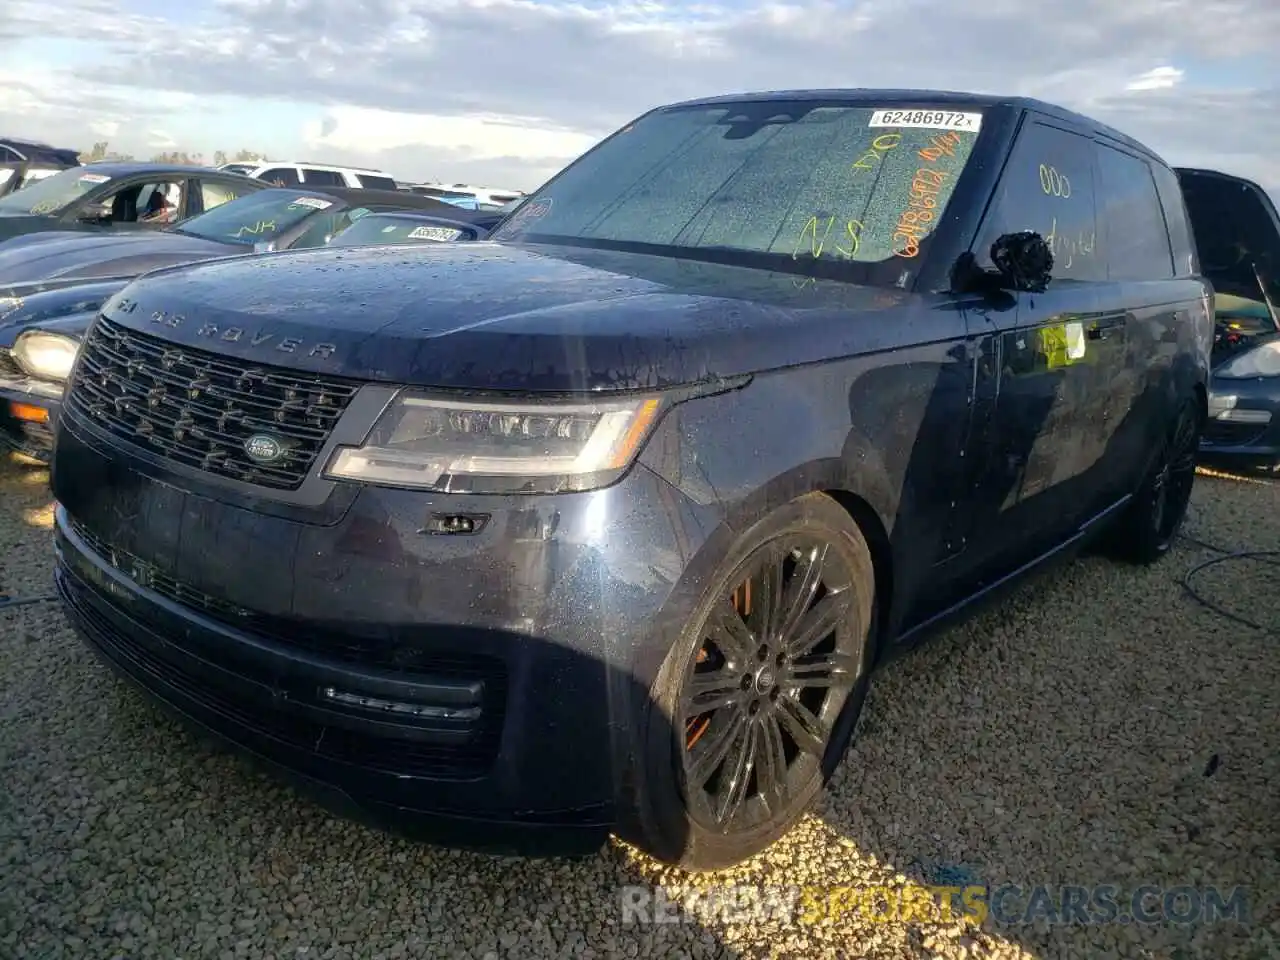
(1087, 315, 1125, 340)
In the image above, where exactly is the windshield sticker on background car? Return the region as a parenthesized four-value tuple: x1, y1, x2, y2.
(868, 109, 982, 132)
(77, 173, 112, 184)
(287, 197, 333, 210)
(406, 225, 463, 242)
(348, 207, 371, 220)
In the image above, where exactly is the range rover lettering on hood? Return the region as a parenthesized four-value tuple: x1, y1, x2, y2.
(115, 296, 338, 360)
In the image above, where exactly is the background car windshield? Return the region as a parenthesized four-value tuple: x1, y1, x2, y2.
(329, 215, 465, 246)
(176, 190, 335, 245)
(0, 167, 110, 216)
(492, 102, 981, 270)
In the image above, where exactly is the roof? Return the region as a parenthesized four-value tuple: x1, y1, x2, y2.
(296, 184, 465, 214)
(658, 88, 1162, 163)
(245, 160, 389, 175)
(77, 161, 253, 177)
(1, 137, 81, 165)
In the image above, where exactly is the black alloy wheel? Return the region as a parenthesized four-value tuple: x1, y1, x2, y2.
(1107, 395, 1203, 564)
(1150, 402, 1199, 543)
(619, 493, 877, 871)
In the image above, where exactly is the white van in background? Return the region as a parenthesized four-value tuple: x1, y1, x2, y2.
(218, 161, 400, 192)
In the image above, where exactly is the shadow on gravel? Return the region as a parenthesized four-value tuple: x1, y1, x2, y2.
(810, 476, 1280, 960)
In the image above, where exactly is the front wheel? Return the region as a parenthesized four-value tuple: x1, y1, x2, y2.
(621, 492, 877, 871)
(1104, 394, 1202, 565)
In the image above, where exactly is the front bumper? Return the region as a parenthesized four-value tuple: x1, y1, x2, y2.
(51, 406, 714, 855)
(0, 374, 62, 461)
(1199, 377, 1280, 468)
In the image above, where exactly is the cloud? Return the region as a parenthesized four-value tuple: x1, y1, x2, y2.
(1126, 66, 1185, 91)
(0, 0, 1277, 195)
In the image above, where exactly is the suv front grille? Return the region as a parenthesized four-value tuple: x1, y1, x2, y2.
(65, 317, 360, 489)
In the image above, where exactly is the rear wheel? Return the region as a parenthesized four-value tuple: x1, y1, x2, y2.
(1105, 395, 1201, 565)
(624, 493, 876, 871)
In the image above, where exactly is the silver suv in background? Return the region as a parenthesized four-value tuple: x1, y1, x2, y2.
(218, 161, 399, 191)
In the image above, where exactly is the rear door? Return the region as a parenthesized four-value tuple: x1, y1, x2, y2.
(1088, 143, 1187, 496)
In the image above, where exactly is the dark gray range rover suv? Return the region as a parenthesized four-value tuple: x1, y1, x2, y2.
(50, 90, 1212, 870)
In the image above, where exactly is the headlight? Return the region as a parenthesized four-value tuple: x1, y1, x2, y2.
(324, 392, 665, 494)
(11, 330, 81, 381)
(1217, 339, 1280, 378)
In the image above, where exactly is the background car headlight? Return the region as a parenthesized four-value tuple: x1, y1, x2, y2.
(1216, 339, 1280, 378)
(324, 393, 665, 493)
(12, 330, 81, 381)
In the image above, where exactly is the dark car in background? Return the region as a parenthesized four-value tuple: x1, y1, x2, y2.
(0, 189, 482, 460)
(0, 138, 81, 167)
(0, 185, 471, 285)
(0, 162, 264, 243)
(327, 210, 489, 247)
(51, 90, 1214, 870)
(1176, 167, 1280, 470)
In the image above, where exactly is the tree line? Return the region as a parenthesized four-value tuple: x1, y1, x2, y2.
(78, 143, 271, 167)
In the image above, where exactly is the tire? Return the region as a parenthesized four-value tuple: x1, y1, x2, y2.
(621, 492, 877, 871)
(1104, 394, 1202, 565)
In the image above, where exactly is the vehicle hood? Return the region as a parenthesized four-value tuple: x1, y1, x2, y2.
(1176, 168, 1280, 369)
(0, 229, 239, 284)
(0, 214, 57, 241)
(100, 241, 926, 392)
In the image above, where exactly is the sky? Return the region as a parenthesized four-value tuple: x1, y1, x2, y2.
(0, 0, 1277, 198)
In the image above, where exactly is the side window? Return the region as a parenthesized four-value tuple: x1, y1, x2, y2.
(135, 181, 185, 224)
(199, 180, 244, 213)
(260, 167, 300, 187)
(1096, 148, 1175, 280)
(1151, 165, 1195, 277)
(355, 173, 398, 191)
(301, 169, 344, 186)
(975, 121, 1103, 282)
(289, 211, 353, 249)
(83, 180, 184, 224)
(0, 147, 18, 162)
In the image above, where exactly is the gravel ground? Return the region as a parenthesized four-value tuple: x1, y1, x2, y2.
(0, 453, 1276, 960)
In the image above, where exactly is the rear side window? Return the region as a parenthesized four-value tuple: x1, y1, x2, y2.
(1149, 162, 1196, 276)
(199, 180, 245, 212)
(1096, 146, 1174, 280)
(356, 174, 398, 191)
(259, 167, 300, 187)
(301, 169, 345, 187)
(974, 120, 1103, 281)
(290, 210, 354, 249)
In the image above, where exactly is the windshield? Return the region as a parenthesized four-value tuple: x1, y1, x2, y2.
(329, 215, 467, 247)
(492, 102, 982, 280)
(0, 166, 111, 216)
(174, 189, 339, 245)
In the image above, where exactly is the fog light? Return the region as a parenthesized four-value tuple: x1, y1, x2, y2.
(1215, 408, 1272, 425)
